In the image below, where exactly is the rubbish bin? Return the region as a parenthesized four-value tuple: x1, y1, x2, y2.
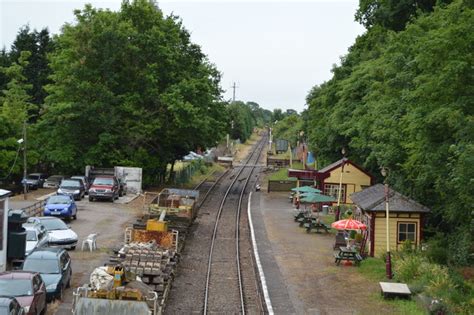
(7, 209, 28, 260)
(7, 228, 26, 259)
(322, 205, 329, 215)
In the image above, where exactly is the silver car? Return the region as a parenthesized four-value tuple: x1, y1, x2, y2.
(23, 223, 49, 256)
(43, 175, 66, 189)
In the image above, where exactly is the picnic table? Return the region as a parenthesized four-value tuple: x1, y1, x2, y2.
(334, 246, 363, 266)
(304, 219, 330, 233)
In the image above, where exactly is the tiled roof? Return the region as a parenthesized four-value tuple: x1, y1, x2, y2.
(350, 184, 430, 213)
(319, 158, 348, 173)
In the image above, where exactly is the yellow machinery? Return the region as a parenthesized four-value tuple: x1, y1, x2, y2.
(146, 209, 168, 232)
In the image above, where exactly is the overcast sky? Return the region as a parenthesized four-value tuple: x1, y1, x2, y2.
(0, 0, 365, 112)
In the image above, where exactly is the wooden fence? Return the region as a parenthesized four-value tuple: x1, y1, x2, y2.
(266, 157, 290, 167)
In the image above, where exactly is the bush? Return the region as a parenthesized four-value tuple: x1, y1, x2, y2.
(394, 253, 474, 314)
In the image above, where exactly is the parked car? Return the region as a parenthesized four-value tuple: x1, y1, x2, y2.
(0, 271, 47, 315)
(0, 178, 23, 195)
(22, 223, 49, 256)
(22, 173, 48, 190)
(0, 296, 25, 315)
(88, 176, 119, 202)
(70, 176, 90, 195)
(118, 178, 127, 197)
(43, 175, 66, 189)
(57, 179, 84, 200)
(22, 248, 72, 302)
(26, 217, 78, 250)
(44, 195, 77, 220)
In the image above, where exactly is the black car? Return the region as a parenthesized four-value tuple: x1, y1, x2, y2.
(0, 178, 23, 195)
(57, 179, 85, 200)
(21, 248, 72, 302)
(0, 296, 24, 315)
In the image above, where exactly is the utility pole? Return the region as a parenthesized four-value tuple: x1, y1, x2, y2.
(23, 121, 27, 200)
(231, 82, 238, 102)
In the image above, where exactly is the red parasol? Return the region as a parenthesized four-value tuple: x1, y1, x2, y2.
(331, 218, 367, 230)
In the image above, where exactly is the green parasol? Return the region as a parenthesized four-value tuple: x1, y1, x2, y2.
(291, 186, 322, 193)
(300, 193, 336, 203)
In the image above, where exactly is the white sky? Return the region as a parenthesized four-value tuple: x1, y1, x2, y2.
(0, 0, 365, 112)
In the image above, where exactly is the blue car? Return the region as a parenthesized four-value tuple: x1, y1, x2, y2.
(44, 195, 77, 220)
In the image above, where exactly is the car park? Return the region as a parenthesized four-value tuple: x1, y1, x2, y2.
(44, 195, 77, 220)
(27, 217, 78, 250)
(43, 175, 66, 189)
(0, 296, 25, 315)
(88, 176, 119, 202)
(22, 248, 72, 302)
(70, 176, 90, 194)
(23, 173, 48, 190)
(22, 223, 49, 256)
(57, 179, 85, 200)
(0, 271, 47, 315)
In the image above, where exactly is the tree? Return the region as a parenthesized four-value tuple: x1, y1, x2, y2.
(307, 0, 473, 265)
(9, 26, 54, 120)
(0, 51, 34, 178)
(38, 0, 226, 184)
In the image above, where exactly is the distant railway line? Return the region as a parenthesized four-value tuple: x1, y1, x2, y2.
(165, 135, 267, 314)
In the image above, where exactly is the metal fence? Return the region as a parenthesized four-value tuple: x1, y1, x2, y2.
(22, 199, 45, 217)
(171, 159, 205, 186)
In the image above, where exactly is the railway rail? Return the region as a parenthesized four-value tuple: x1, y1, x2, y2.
(164, 134, 267, 314)
(204, 135, 267, 314)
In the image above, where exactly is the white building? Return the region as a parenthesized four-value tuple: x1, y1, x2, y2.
(0, 189, 11, 272)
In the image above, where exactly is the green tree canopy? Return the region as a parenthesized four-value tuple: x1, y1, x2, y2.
(37, 0, 227, 183)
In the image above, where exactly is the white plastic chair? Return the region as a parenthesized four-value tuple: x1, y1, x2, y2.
(81, 233, 98, 251)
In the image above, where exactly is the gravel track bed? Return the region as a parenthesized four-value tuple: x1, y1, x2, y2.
(165, 136, 266, 314)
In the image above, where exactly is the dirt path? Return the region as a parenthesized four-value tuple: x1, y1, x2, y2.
(259, 192, 396, 314)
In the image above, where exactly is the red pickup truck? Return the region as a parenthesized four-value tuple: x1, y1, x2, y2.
(88, 176, 119, 202)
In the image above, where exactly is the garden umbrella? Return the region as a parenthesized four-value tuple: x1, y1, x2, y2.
(300, 193, 336, 203)
(331, 218, 367, 231)
(291, 186, 322, 194)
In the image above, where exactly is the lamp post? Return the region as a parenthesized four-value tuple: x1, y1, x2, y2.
(381, 166, 392, 279)
(22, 121, 27, 200)
(335, 148, 346, 221)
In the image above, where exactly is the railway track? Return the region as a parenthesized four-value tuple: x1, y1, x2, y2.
(165, 135, 267, 314)
(204, 135, 267, 314)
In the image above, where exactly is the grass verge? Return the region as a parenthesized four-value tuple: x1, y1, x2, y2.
(358, 257, 426, 314)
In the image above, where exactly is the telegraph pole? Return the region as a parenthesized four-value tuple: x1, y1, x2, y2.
(23, 121, 27, 200)
(231, 82, 238, 102)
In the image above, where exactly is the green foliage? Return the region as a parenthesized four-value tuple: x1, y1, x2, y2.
(393, 253, 474, 313)
(227, 101, 256, 142)
(0, 51, 40, 179)
(307, 0, 473, 266)
(9, 26, 54, 119)
(36, 0, 227, 181)
(355, 0, 446, 31)
(272, 114, 304, 148)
